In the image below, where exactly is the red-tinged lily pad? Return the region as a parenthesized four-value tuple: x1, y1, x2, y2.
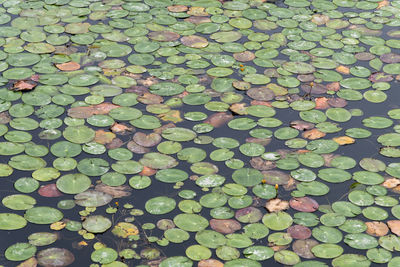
(235, 207, 263, 223)
(38, 184, 63, 197)
(133, 132, 161, 147)
(210, 219, 241, 234)
(327, 98, 347, 108)
(369, 73, 393, 82)
(287, 225, 312, 239)
(204, 113, 233, 128)
(290, 197, 319, 212)
(380, 53, 400, 63)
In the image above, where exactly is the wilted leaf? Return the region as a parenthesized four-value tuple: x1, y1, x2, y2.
(333, 136, 355, 145)
(302, 129, 326, 140)
(315, 97, 329, 109)
(366, 221, 389, 237)
(95, 184, 132, 198)
(250, 157, 276, 171)
(382, 178, 400, 188)
(94, 130, 116, 144)
(133, 132, 161, 147)
(230, 103, 248, 115)
(388, 220, 400, 236)
(110, 123, 134, 135)
(198, 259, 224, 267)
(266, 198, 289, 212)
(336, 65, 350, 74)
(158, 110, 183, 123)
(50, 221, 66, 231)
(13, 80, 37, 91)
(140, 166, 157, 176)
(290, 120, 315, 131)
(204, 112, 233, 127)
(55, 62, 80, 71)
(17, 257, 37, 267)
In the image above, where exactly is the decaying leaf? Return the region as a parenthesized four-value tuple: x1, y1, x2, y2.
(382, 178, 400, 188)
(95, 184, 132, 198)
(110, 123, 134, 135)
(336, 65, 350, 74)
(198, 259, 224, 267)
(50, 221, 66, 231)
(366, 221, 389, 237)
(265, 198, 289, 212)
(204, 112, 233, 127)
(388, 220, 400, 236)
(333, 136, 355, 145)
(230, 103, 248, 115)
(94, 130, 116, 144)
(17, 257, 37, 267)
(315, 97, 329, 109)
(140, 166, 157, 176)
(12, 80, 37, 91)
(55, 62, 80, 71)
(290, 120, 315, 131)
(158, 110, 183, 123)
(302, 129, 326, 140)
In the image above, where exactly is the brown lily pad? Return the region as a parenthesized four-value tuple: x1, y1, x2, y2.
(127, 141, 150, 154)
(246, 137, 271, 146)
(327, 98, 347, 108)
(292, 239, 318, 259)
(234, 51, 255, 62)
(302, 129, 326, 140)
(250, 157, 276, 171)
(210, 219, 241, 234)
(287, 225, 312, 240)
(0, 112, 10, 124)
(204, 113, 233, 128)
(198, 259, 224, 267)
(181, 35, 208, 48)
(137, 93, 163, 104)
(290, 120, 315, 131)
(289, 197, 319, 212)
(95, 184, 132, 198)
(388, 220, 400, 236)
(265, 198, 289, 212)
(301, 83, 327, 94)
(13, 80, 37, 91)
(94, 130, 116, 144)
(106, 138, 124, 149)
(55, 62, 80, 71)
(110, 123, 134, 135)
(365, 221, 389, 237)
(247, 87, 275, 101)
(133, 132, 161, 147)
(148, 31, 180, 42)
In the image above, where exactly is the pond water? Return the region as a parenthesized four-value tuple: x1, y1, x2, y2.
(1, 0, 400, 266)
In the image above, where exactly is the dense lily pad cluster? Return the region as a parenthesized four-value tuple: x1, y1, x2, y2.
(2, 0, 400, 266)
